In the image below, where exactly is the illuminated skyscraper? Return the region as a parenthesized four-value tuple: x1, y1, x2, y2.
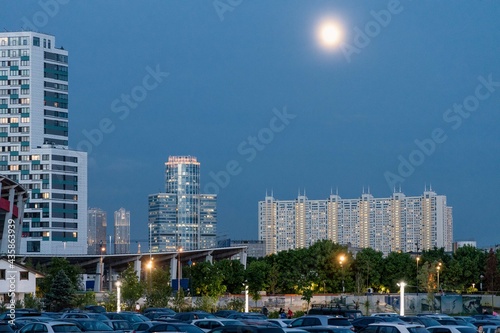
(114, 208, 130, 254)
(88, 208, 107, 255)
(148, 156, 216, 252)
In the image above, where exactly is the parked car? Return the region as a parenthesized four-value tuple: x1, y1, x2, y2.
(116, 313, 150, 324)
(60, 313, 109, 321)
(268, 319, 293, 328)
(482, 325, 500, 333)
(307, 308, 363, 321)
(172, 312, 216, 323)
(399, 316, 440, 328)
(0, 322, 15, 333)
(352, 317, 405, 332)
(298, 328, 354, 333)
(358, 323, 427, 333)
(436, 319, 461, 326)
(193, 318, 245, 332)
(62, 319, 119, 333)
(289, 316, 353, 331)
(105, 313, 125, 321)
(208, 325, 285, 333)
(17, 321, 82, 333)
(130, 321, 163, 333)
(226, 313, 268, 321)
(103, 320, 133, 333)
(426, 325, 478, 333)
(143, 322, 205, 333)
(143, 310, 176, 320)
(472, 321, 500, 328)
(213, 311, 240, 319)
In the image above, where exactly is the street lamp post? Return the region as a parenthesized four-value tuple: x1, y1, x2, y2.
(177, 247, 183, 293)
(416, 257, 420, 295)
(147, 259, 153, 291)
(398, 282, 407, 316)
(339, 255, 345, 293)
(116, 281, 121, 312)
(437, 263, 441, 293)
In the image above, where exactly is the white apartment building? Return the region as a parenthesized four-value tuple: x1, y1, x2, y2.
(259, 189, 452, 256)
(0, 31, 88, 254)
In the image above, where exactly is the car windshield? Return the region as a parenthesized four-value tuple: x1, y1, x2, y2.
(80, 321, 114, 331)
(383, 317, 403, 322)
(175, 325, 205, 333)
(327, 319, 351, 326)
(52, 325, 82, 332)
(456, 328, 478, 333)
(407, 328, 430, 333)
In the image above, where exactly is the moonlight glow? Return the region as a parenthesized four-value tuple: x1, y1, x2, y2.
(317, 21, 342, 48)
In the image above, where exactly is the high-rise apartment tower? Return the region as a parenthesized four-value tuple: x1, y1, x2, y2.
(0, 32, 87, 254)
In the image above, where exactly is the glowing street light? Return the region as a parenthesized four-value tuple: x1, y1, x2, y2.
(339, 255, 346, 293)
(416, 257, 420, 295)
(397, 281, 407, 316)
(436, 262, 442, 293)
(116, 281, 121, 312)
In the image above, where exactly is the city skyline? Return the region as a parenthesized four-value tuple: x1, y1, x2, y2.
(2, 1, 499, 249)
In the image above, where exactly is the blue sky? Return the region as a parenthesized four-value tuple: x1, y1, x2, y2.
(4, 0, 500, 249)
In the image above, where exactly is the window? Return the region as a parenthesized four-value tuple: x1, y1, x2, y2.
(27, 241, 41, 252)
(0, 269, 5, 279)
(20, 271, 29, 280)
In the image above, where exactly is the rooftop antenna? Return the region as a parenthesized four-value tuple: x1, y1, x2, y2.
(429, 183, 433, 191)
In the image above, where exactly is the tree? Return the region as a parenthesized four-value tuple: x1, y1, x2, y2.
(246, 260, 270, 297)
(44, 270, 75, 311)
(442, 245, 485, 292)
(216, 259, 246, 294)
(144, 267, 172, 307)
(120, 264, 144, 310)
(190, 261, 226, 297)
(381, 252, 415, 292)
(352, 248, 384, 293)
(39, 257, 82, 296)
(484, 249, 500, 292)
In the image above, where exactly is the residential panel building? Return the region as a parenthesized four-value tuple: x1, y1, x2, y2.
(0, 31, 88, 255)
(259, 189, 452, 256)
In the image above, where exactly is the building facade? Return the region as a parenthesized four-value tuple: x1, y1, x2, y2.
(0, 32, 88, 254)
(259, 189, 453, 256)
(0, 175, 28, 254)
(148, 156, 217, 252)
(114, 208, 130, 254)
(87, 208, 107, 255)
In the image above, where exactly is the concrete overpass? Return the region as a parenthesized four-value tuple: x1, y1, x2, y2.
(13, 246, 247, 291)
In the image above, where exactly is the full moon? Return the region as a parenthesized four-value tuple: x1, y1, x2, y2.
(317, 21, 342, 48)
